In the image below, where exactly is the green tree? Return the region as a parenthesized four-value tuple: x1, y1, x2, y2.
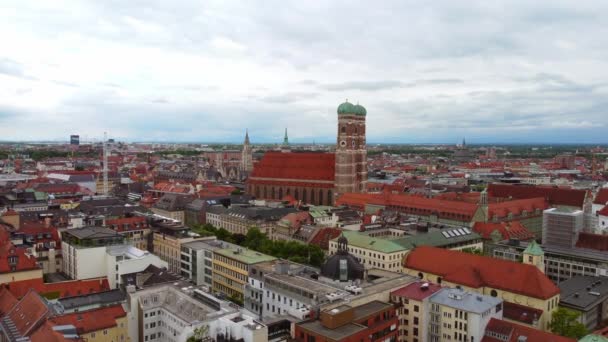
(549, 307, 588, 339)
(461, 247, 483, 255)
(186, 325, 209, 342)
(243, 227, 267, 249)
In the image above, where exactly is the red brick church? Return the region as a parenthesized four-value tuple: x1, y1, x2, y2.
(246, 101, 368, 205)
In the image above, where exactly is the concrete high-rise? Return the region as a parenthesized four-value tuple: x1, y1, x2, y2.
(542, 208, 584, 248)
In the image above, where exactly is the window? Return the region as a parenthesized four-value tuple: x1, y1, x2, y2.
(414, 305, 419, 312)
(490, 290, 498, 297)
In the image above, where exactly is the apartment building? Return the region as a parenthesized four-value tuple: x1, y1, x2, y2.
(152, 225, 206, 274)
(428, 288, 503, 342)
(61, 227, 124, 280)
(295, 301, 399, 342)
(391, 281, 442, 342)
(404, 247, 560, 331)
(180, 238, 227, 287)
(328, 228, 482, 273)
(212, 246, 276, 301)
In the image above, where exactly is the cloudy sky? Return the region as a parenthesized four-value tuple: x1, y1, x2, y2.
(1, 1, 608, 144)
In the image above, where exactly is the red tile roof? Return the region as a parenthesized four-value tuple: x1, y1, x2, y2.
(391, 281, 442, 301)
(106, 216, 149, 232)
(249, 152, 335, 181)
(50, 304, 126, 334)
(473, 221, 535, 241)
(488, 183, 587, 208)
(336, 192, 479, 221)
(4, 290, 50, 337)
(0, 287, 18, 316)
(309, 227, 342, 250)
(594, 188, 608, 205)
(576, 232, 608, 251)
(6, 278, 110, 299)
(404, 246, 559, 299)
(0, 229, 40, 275)
(503, 301, 543, 325)
(30, 320, 84, 342)
(488, 198, 547, 218)
(280, 212, 312, 229)
(598, 206, 608, 216)
(481, 318, 575, 342)
(1, 209, 19, 217)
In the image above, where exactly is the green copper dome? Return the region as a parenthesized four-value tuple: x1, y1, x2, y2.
(337, 101, 355, 115)
(337, 101, 366, 116)
(353, 104, 367, 116)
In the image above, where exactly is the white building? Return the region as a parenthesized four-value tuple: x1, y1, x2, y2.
(106, 245, 167, 289)
(180, 238, 228, 288)
(429, 288, 503, 342)
(127, 284, 267, 342)
(61, 227, 123, 280)
(62, 227, 166, 283)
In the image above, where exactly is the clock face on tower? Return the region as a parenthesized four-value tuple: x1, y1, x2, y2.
(340, 140, 347, 147)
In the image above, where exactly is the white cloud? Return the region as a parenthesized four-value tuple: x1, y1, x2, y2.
(0, 0, 607, 143)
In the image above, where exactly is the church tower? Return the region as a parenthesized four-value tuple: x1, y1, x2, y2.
(334, 100, 367, 200)
(523, 240, 545, 273)
(241, 129, 253, 173)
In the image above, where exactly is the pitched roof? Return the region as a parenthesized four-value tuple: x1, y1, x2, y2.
(0, 287, 18, 316)
(576, 232, 608, 252)
(49, 304, 126, 334)
(594, 188, 608, 205)
(404, 246, 559, 299)
(391, 281, 442, 301)
(598, 206, 608, 216)
(473, 221, 535, 241)
(1, 290, 50, 338)
(524, 240, 544, 256)
(30, 320, 84, 342)
(482, 318, 575, 342)
(338, 231, 405, 253)
(487, 183, 587, 208)
(309, 227, 342, 250)
(336, 192, 479, 221)
(0, 229, 40, 274)
(487, 198, 547, 218)
(6, 278, 110, 299)
(249, 151, 335, 181)
(503, 301, 543, 325)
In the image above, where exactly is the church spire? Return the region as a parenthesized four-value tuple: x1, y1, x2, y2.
(283, 128, 289, 146)
(244, 129, 250, 145)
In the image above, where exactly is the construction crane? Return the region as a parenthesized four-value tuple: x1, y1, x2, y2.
(103, 132, 109, 195)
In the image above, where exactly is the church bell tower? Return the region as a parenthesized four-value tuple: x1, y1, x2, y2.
(334, 100, 367, 199)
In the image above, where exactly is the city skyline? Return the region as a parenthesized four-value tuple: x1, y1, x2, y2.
(1, 1, 608, 143)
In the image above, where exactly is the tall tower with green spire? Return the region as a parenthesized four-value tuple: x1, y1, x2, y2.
(283, 128, 289, 146)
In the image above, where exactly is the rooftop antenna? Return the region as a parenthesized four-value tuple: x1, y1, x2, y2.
(103, 132, 109, 196)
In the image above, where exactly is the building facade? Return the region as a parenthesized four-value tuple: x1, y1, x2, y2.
(542, 208, 584, 248)
(428, 288, 503, 342)
(295, 301, 398, 342)
(391, 281, 442, 342)
(403, 247, 560, 331)
(247, 101, 368, 206)
(212, 246, 276, 301)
